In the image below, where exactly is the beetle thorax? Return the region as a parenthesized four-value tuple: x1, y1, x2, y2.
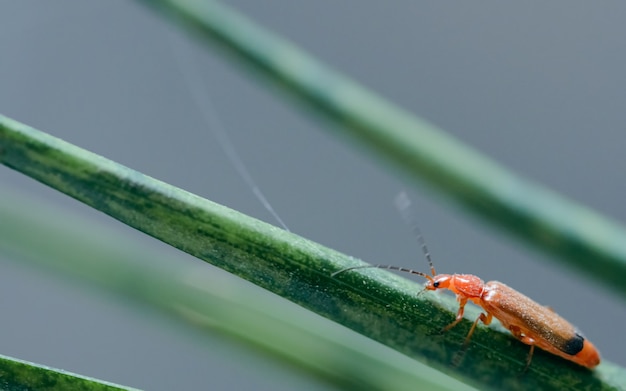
(448, 274, 485, 298)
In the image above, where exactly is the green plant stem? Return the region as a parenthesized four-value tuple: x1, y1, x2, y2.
(139, 0, 626, 298)
(1, 115, 623, 390)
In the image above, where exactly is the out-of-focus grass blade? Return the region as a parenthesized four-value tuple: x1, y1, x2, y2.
(0, 186, 472, 391)
(138, 0, 626, 298)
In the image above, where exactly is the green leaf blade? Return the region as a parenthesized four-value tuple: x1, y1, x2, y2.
(2, 114, 623, 390)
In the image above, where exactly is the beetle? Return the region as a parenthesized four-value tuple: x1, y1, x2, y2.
(332, 244, 601, 369)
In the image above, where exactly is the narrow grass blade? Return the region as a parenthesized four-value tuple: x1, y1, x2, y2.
(0, 353, 139, 391)
(1, 115, 624, 390)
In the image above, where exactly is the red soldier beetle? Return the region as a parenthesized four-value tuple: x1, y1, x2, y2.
(331, 195, 601, 370)
(332, 259, 601, 369)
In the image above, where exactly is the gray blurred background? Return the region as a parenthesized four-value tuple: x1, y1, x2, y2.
(1, 1, 625, 389)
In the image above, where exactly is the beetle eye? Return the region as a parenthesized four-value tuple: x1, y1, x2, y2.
(433, 281, 440, 288)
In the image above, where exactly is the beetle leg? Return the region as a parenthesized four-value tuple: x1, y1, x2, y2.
(451, 311, 493, 368)
(509, 325, 537, 370)
(463, 312, 493, 346)
(524, 345, 535, 371)
(442, 296, 468, 333)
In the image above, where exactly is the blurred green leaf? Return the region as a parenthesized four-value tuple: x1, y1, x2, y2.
(139, 0, 626, 299)
(0, 186, 471, 391)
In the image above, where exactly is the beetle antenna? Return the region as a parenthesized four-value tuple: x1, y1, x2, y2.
(331, 265, 434, 282)
(394, 191, 436, 276)
(331, 192, 437, 283)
